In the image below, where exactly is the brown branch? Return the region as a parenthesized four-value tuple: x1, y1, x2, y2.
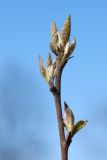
(50, 55, 69, 160)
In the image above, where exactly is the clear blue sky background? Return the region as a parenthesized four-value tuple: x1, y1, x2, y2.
(0, 0, 107, 160)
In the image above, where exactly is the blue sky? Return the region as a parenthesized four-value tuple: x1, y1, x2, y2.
(0, 0, 107, 160)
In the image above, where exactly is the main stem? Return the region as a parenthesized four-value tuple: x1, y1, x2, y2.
(53, 64, 68, 160)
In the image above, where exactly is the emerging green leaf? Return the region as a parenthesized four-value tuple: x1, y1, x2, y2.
(72, 120, 87, 136)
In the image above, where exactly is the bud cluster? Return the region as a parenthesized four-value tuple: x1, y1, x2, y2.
(50, 15, 76, 66)
(64, 102, 87, 138)
(39, 15, 76, 87)
(39, 53, 56, 87)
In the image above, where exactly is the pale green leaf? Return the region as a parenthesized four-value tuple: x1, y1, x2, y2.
(72, 120, 87, 136)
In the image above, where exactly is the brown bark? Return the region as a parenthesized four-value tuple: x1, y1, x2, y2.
(62, 145, 68, 160)
(52, 62, 70, 160)
(54, 92, 69, 160)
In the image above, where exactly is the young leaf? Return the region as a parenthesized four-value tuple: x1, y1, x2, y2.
(72, 120, 87, 136)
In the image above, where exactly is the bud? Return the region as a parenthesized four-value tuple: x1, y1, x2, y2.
(57, 30, 63, 48)
(61, 38, 76, 65)
(46, 54, 56, 82)
(39, 54, 56, 84)
(61, 15, 71, 46)
(39, 56, 46, 79)
(46, 63, 55, 81)
(50, 43, 57, 55)
(50, 21, 58, 54)
(64, 41, 71, 55)
(46, 53, 52, 69)
(61, 41, 70, 64)
(69, 37, 76, 56)
(64, 102, 74, 133)
(50, 21, 57, 40)
(50, 21, 64, 55)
